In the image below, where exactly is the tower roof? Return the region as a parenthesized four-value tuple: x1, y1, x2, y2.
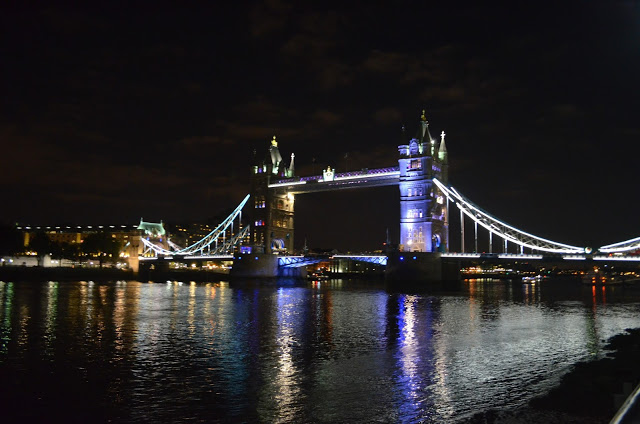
(138, 219, 166, 236)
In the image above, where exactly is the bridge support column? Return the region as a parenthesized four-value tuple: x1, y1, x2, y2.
(230, 253, 306, 278)
(386, 252, 443, 283)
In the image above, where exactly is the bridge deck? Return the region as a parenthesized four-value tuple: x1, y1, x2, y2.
(269, 167, 400, 194)
(141, 253, 640, 264)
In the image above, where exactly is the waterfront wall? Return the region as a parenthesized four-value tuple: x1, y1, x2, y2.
(0, 266, 135, 281)
(230, 254, 307, 278)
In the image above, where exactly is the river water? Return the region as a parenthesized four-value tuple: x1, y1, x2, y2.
(0, 278, 639, 423)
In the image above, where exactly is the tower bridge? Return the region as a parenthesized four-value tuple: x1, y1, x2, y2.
(250, 111, 449, 256)
(140, 111, 640, 280)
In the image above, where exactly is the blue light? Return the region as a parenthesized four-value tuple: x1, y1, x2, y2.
(413, 256, 416, 260)
(400, 256, 404, 261)
(255, 256, 259, 260)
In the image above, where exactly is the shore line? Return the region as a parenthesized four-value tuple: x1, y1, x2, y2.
(464, 328, 640, 423)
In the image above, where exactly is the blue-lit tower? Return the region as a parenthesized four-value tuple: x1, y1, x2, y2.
(397, 111, 448, 252)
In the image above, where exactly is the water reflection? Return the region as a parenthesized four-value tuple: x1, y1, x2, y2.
(0, 282, 13, 356)
(395, 294, 427, 420)
(0, 279, 639, 423)
(43, 281, 58, 359)
(273, 287, 304, 421)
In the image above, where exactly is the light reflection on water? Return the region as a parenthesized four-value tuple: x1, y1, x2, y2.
(0, 279, 639, 422)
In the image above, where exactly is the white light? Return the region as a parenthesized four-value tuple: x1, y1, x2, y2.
(268, 181, 307, 188)
(598, 236, 640, 251)
(498, 254, 543, 260)
(441, 253, 481, 258)
(183, 255, 233, 259)
(333, 171, 400, 181)
(593, 256, 640, 262)
(332, 255, 387, 259)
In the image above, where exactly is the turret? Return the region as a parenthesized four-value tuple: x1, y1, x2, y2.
(269, 136, 282, 174)
(438, 131, 447, 163)
(287, 153, 295, 178)
(416, 110, 435, 155)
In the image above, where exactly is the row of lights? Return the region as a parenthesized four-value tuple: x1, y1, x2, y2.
(16, 225, 138, 230)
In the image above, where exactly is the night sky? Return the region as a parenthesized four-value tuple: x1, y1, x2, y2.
(2, 2, 639, 252)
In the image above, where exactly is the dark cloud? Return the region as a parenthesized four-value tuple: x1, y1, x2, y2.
(373, 108, 402, 125)
(362, 51, 408, 74)
(179, 136, 231, 146)
(1, 3, 639, 249)
(311, 110, 342, 126)
(249, 0, 293, 37)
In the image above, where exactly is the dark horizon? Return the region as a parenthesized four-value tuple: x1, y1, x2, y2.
(2, 2, 639, 251)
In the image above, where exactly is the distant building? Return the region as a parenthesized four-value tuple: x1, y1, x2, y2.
(169, 222, 214, 247)
(1, 255, 53, 267)
(19, 224, 141, 248)
(15, 222, 164, 271)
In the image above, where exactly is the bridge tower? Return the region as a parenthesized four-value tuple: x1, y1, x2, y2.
(397, 111, 449, 252)
(250, 136, 295, 254)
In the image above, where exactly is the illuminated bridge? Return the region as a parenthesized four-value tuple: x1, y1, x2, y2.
(139, 194, 250, 262)
(140, 111, 640, 277)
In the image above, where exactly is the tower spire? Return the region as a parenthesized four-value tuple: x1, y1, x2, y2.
(288, 152, 295, 177)
(269, 135, 282, 173)
(417, 110, 434, 153)
(438, 130, 448, 162)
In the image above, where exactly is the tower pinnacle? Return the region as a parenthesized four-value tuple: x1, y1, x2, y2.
(269, 135, 282, 172)
(438, 130, 448, 162)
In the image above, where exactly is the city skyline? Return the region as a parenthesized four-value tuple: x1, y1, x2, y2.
(2, 2, 639, 251)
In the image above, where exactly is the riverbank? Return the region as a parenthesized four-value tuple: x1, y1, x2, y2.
(465, 328, 640, 423)
(0, 265, 135, 281)
(0, 266, 229, 282)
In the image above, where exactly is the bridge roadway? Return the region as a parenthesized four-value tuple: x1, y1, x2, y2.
(141, 252, 640, 266)
(441, 253, 640, 262)
(268, 166, 400, 194)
